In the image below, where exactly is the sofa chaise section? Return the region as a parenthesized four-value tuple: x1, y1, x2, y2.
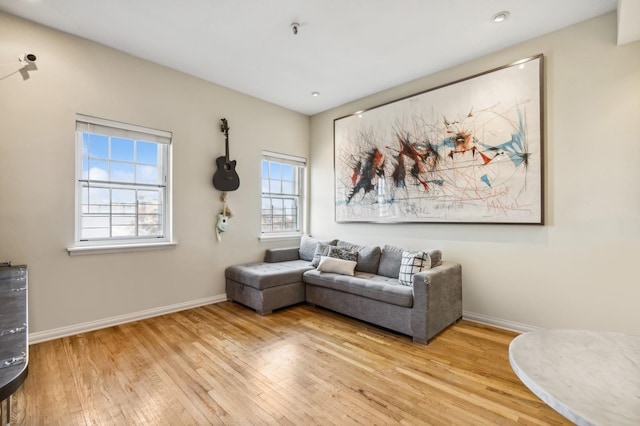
(225, 255, 312, 315)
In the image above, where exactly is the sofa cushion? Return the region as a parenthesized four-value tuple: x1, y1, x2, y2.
(303, 270, 413, 307)
(265, 247, 301, 263)
(226, 260, 313, 290)
(377, 244, 443, 278)
(316, 256, 357, 276)
(299, 235, 338, 262)
(398, 251, 431, 286)
(336, 241, 381, 274)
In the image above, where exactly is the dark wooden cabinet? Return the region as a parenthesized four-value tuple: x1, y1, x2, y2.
(0, 265, 28, 425)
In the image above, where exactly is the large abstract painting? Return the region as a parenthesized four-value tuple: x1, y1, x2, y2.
(334, 55, 544, 224)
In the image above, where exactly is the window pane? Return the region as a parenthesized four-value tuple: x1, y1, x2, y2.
(81, 187, 89, 213)
(87, 187, 109, 205)
(138, 190, 159, 204)
(88, 160, 109, 180)
(112, 188, 135, 204)
(111, 162, 135, 183)
(88, 203, 110, 214)
(112, 225, 136, 237)
(82, 159, 89, 179)
(138, 189, 162, 235)
(112, 216, 135, 226)
(88, 134, 108, 159)
(82, 134, 89, 159)
(81, 227, 110, 239)
(139, 225, 159, 236)
(282, 164, 293, 180)
(136, 164, 160, 184)
(137, 141, 158, 165)
(269, 162, 281, 179)
(111, 137, 134, 162)
(112, 203, 136, 214)
(282, 181, 293, 194)
(139, 192, 160, 215)
(269, 180, 281, 193)
(82, 216, 109, 229)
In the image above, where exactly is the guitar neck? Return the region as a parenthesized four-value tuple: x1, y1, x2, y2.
(225, 134, 230, 162)
(221, 118, 231, 162)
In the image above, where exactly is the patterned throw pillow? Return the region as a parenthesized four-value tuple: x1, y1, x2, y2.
(328, 246, 359, 263)
(398, 251, 432, 286)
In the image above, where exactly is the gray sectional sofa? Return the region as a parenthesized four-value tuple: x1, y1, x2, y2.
(225, 236, 462, 344)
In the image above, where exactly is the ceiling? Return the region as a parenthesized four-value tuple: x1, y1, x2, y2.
(1, 0, 634, 116)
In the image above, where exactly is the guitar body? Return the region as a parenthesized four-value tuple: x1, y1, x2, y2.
(213, 156, 240, 191)
(213, 118, 240, 191)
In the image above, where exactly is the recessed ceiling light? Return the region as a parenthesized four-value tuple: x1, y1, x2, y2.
(492, 11, 510, 23)
(311, 91, 320, 97)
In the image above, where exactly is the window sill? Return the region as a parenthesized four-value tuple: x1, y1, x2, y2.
(259, 233, 302, 242)
(67, 241, 178, 256)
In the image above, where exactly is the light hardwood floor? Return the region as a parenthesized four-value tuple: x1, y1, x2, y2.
(11, 302, 569, 425)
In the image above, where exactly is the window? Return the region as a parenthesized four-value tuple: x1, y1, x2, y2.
(261, 152, 306, 237)
(71, 114, 172, 252)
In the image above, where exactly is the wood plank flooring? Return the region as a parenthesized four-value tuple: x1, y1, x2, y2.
(10, 302, 570, 425)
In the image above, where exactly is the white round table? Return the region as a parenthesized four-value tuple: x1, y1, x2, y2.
(509, 329, 640, 425)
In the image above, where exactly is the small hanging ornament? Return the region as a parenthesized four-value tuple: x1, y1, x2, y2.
(216, 192, 233, 242)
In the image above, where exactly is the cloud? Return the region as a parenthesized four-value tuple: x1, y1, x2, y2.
(88, 166, 109, 181)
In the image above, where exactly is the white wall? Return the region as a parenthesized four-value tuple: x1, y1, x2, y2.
(0, 12, 309, 336)
(309, 13, 640, 333)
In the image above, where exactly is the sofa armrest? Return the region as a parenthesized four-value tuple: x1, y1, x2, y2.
(411, 261, 462, 343)
(264, 247, 301, 263)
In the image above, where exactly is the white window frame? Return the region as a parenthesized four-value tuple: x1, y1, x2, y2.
(68, 114, 175, 255)
(260, 151, 307, 240)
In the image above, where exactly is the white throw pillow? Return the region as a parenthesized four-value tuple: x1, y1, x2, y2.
(316, 256, 357, 276)
(398, 251, 431, 286)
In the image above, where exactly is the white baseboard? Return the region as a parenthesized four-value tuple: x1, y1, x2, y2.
(29, 294, 228, 344)
(463, 311, 541, 333)
(29, 300, 538, 344)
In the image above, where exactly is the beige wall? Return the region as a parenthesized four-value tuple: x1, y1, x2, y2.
(0, 13, 309, 336)
(309, 13, 640, 333)
(3, 11, 639, 338)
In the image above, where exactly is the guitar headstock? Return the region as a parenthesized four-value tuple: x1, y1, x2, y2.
(220, 118, 229, 135)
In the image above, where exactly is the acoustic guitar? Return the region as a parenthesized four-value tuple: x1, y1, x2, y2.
(213, 118, 240, 191)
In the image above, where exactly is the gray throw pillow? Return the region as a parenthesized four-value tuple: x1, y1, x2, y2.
(377, 245, 443, 278)
(377, 244, 404, 278)
(311, 242, 332, 267)
(336, 240, 381, 273)
(299, 235, 338, 262)
(299, 235, 319, 261)
(427, 249, 442, 267)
